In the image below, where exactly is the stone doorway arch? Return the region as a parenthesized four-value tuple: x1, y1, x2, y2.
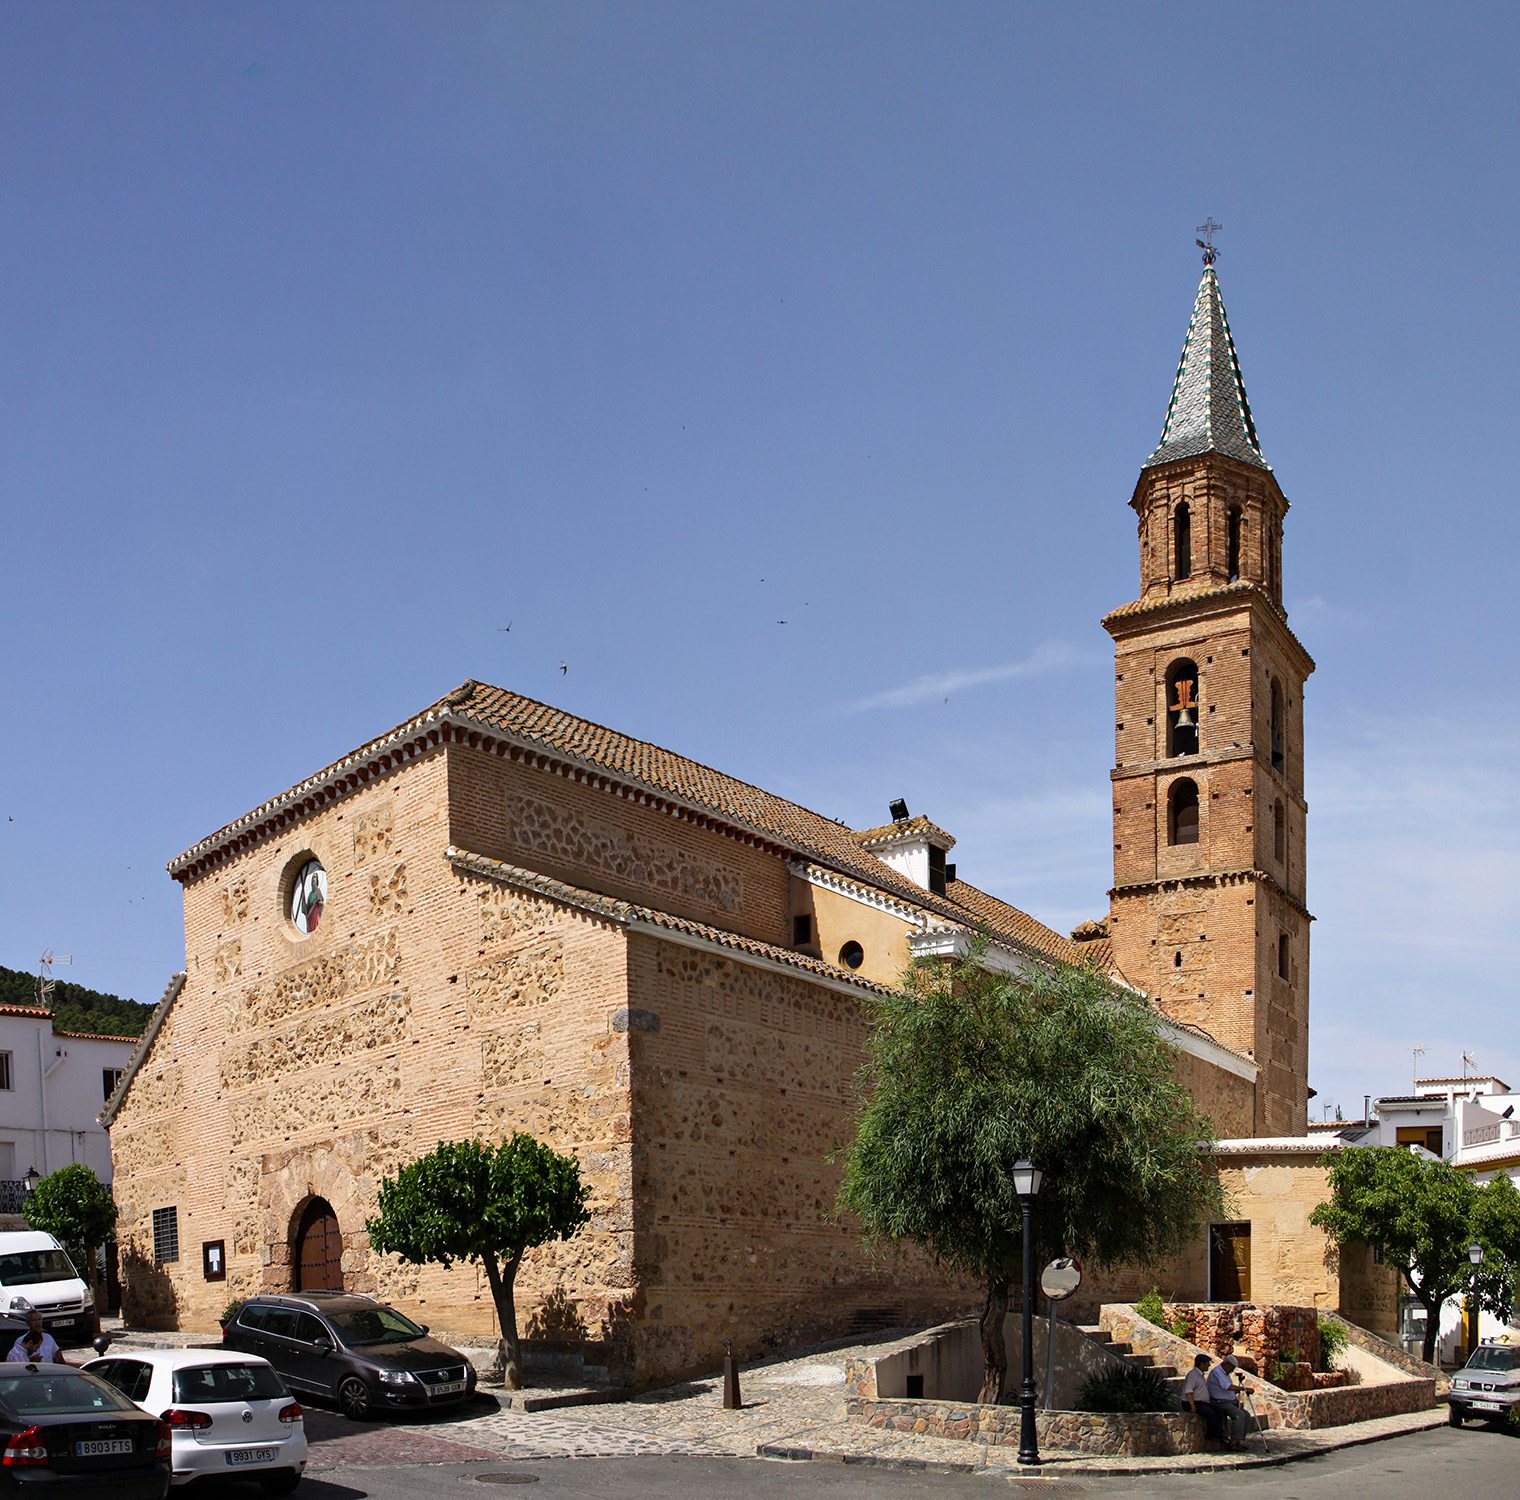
(293, 1198, 344, 1293)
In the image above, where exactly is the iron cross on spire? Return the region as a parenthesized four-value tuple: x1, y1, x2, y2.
(1196, 217, 1223, 266)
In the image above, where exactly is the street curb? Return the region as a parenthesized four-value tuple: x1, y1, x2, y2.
(756, 1410, 1448, 1477)
(479, 1387, 635, 1413)
(757, 1443, 982, 1473)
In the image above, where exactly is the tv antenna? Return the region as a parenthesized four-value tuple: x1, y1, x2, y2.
(36, 949, 72, 1010)
(1412, 1041, 1425, 1090)
(1462, 1051, 1476, 1082)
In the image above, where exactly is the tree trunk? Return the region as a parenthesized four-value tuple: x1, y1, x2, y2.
(482, 1252, 524, 1390)
(1419, 1292, 1440, 1368)
(978, 1270, 1011, 1405)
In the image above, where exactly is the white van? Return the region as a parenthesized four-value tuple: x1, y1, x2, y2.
(0, 1230, 95, 1347)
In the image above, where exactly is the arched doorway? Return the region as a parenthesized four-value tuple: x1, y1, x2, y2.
(294, 1198, 344, 1292)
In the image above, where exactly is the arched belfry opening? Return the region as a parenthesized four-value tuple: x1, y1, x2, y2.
(1174, 502, 1192, 580)
(1168, 779, 1200, 846)
(1227, 507, 1242, 581)
(1270, 678, 1285, 771)
(1166, 659, 1200, 757)
(293, 1198, 344, 1293)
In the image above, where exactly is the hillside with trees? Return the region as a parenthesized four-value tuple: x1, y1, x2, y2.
(0, 966, 150, 1039)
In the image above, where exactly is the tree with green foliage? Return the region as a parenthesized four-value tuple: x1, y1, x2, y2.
(1309, 1147, 1520, 1365)
(23, 1164, 118, 1309)
(0, 965, 152, 1039)
(365, 1134, 591, 1389)
(837, 949, 1225, 1404)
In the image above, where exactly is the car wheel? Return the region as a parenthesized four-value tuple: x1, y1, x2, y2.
(258, 1470, 303, 1495)
(1448, 1404, 1465, 1426)
(339, 1376, 373, 1421)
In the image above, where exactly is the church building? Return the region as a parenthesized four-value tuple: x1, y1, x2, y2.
(102, 256, 1391, 1381)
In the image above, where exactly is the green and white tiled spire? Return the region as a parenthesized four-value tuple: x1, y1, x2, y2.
(1144, 266, 1267, 471)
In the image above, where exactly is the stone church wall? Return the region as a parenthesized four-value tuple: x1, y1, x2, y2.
(446, 742, 792, 949)
(112, 749, 638, 1338)
(622, 933, 977, 1387)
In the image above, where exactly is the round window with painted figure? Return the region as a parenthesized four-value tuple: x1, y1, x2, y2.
(290, 859, 327, 935)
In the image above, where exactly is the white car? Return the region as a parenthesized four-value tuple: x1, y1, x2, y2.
(81, 1347, 307, 1492)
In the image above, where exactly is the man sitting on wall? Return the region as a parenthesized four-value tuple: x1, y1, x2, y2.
(1182, 1353, 1223, 1441)
(1204, 1354, 1252, 1448)
(5, 1311, 69, 1366)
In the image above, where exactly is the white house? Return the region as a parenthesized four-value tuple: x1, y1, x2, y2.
(0, 1002, 138, 1210)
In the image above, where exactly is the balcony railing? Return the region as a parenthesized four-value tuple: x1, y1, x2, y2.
(0, 1182, 27, 1214)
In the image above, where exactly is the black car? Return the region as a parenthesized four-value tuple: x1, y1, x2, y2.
(223, 1294, 477, 1421)
(0, 1363, 169, 1496)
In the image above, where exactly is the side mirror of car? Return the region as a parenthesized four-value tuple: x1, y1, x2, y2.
(314, 1339, 333, 1355)
(419, 1325, 429, 1335)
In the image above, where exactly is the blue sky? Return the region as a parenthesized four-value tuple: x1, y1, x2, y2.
(2, 3, 1516, 1117)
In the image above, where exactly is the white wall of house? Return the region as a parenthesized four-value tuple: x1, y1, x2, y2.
(0, 1010, 136, 1188)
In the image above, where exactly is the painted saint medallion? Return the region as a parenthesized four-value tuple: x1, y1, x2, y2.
(290, 858, 327, 935)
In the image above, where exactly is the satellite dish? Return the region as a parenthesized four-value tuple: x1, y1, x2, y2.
(1040, 1257, 1082, 1301)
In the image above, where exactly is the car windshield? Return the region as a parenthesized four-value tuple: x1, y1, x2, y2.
(326, 1306, 426, 1347)
(0, 1250, 78, 1288)
(1465, 1347, 1520, 1373)
(173, 1363, 288, 1403)
(0, 1372, 138, 1416)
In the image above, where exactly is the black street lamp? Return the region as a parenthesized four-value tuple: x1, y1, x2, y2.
(1467, 1242, 1485, 1357)
(21, 1167, 40, 1198)
(1012, 1158, 1045, 1467)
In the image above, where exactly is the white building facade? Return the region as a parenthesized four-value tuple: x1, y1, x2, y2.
(0, 1003, 137, 1211)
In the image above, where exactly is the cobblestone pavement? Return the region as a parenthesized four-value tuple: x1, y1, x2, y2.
(291, 1336, 1449, 1475)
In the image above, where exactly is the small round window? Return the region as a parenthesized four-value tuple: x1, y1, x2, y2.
(838, 941, 864, 971)
(289, 858, 327, 935)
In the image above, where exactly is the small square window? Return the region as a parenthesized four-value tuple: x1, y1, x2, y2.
(102, 1068, 124, 1103)
(792, 915, 812, 946)
(0, 1053, 11, 1092)
(152, 1206, 180, 1265)
(1372, 1244, 1385, 1265)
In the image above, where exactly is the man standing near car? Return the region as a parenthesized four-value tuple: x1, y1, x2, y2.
(5, 1310, 69, 1365)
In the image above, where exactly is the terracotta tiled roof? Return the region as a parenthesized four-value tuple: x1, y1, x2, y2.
(940, 879, 1089, 968)
(1103, 578, 1260, 625)
(0, 1004, 50, 1019)
(446, 847, 895, 997)
(853, 815, 957, 851)
(53, 1030, 140, 1043)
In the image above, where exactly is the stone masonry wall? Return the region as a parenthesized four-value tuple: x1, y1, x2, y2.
(625, 933, 977, 1386)
(446, 744, 790, 948)
(112, 747, 637, 1340)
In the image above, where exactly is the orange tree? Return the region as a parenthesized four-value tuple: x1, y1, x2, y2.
(366, 1134, 590, 1389)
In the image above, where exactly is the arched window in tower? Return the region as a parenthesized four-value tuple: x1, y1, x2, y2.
(1175, 503, 1192, 580)
(1273, 799, 1286, 863)
(1270, 679, 1284, 771)
(1166, 659, 1200, 757)
(1227, 507, 1242, 581)
(1168, 779, 1200, 846)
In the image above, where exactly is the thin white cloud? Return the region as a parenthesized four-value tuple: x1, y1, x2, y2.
(847, 641, 1101, 712)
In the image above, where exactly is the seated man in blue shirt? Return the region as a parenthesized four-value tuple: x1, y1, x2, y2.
(5, 1310, 69, 1366)
(1204, 1355, 1251, 1447)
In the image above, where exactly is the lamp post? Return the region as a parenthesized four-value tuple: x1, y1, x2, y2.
(1012, 1158, 1044, 1467)
(1467, 1242, 1485, 1359)
(22, 1167, 40, 1199)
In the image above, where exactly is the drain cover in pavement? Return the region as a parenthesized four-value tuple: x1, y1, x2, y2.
(475, 1476, 540, 1486)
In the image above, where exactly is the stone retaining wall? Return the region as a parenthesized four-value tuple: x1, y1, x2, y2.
(1101, 1307, 1436, 1429)
(845, 1397, 1206, 1456)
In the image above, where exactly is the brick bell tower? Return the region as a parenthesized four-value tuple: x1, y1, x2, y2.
(1104, 253, 1314, 1137)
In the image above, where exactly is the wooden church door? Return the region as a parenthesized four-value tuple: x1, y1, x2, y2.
(295, 1199, 344, 1292)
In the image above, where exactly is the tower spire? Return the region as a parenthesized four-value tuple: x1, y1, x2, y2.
(1144, 264, 1266, 472)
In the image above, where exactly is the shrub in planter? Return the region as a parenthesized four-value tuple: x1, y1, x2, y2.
(1317, 1316, 1349, 1372)
(1133, 1287, 1190, 1340)
(220, 1299, 243, 1332)
(1075, 1365, 1174, 1413)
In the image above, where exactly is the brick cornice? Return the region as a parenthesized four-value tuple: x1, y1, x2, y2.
(1110, 865, 1314, 922)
